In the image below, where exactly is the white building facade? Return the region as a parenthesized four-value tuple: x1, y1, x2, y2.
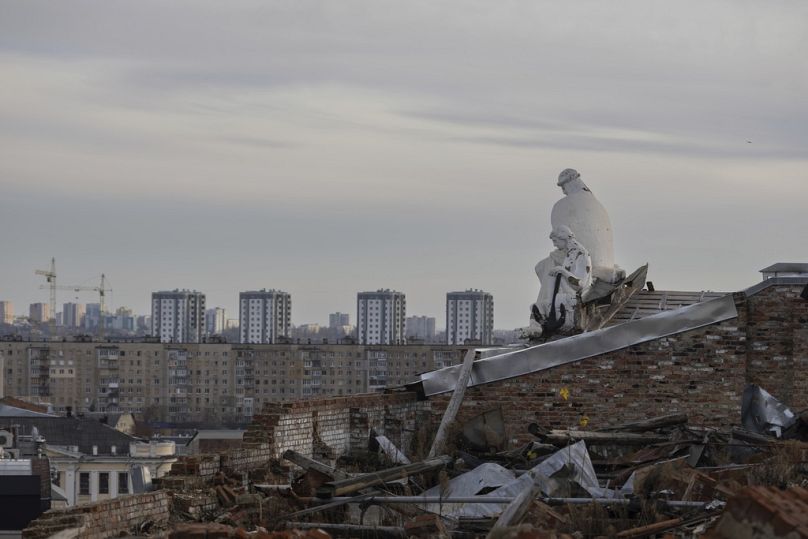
(239, 290, 291, 344)
(446, 289, 494, 345)
(151, 290, 206, 343)
(357, 290, 406, 345)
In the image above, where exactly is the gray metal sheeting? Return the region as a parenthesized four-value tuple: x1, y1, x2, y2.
(420, 294, 738, 396)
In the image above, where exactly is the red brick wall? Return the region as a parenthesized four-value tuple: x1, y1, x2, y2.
(745, 285, 808, 409)
(428, 286, 808, 445)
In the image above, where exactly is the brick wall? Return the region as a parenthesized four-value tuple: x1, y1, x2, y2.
(22, 491, 170, 539)
(166, 443, 273, 479)
(745, 284, 808, 409)
(428, 285, 808, 445)
(244, 392, 430, 461)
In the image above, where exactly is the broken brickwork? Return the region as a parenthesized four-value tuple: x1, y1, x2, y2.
(165, 443, 273, 480)
(244, 392, 430, 461)
(429, 284, 808, 444)
(22, 491, 170, 539)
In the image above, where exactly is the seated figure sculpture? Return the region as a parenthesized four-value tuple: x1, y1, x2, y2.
(528, 225, 593, 336)
(552, 169, 623, 284)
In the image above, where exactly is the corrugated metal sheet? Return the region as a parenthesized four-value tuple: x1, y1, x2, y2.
(418, 294, 738, 397)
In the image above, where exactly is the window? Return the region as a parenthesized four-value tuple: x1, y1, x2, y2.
(80, 472, 90, 495)
(118, 472, 129, 493)
(99, 472, 109, 494)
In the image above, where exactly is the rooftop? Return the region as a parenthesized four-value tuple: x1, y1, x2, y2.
(759, 262, 808, 274)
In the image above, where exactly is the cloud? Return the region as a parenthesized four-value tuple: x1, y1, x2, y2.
(1, 1, 807, 328)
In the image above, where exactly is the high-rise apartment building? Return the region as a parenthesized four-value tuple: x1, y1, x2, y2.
(84, 303, 101, 330)
(206, 307, 227, 336)
(62, 302, 85, 328)
(406, 315, 436, 341)
(29, 303, 51, 323)
(446, 289, 494, 345)
(151, 290, 206, 343)
(329, 312, 350, 328)
(0, 301, 13, 324)
(239, 290, 291, 344)
(357, 290, 406, 345)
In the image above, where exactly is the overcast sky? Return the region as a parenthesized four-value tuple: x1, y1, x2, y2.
(1, 1, 806, 329)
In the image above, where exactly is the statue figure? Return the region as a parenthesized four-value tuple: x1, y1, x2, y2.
(528, 225, 593, 336)
(551, 169, 622, 284)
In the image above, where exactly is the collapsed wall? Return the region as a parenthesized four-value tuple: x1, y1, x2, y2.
(243, 392, 431, 461)
(22, 491, 170, 539)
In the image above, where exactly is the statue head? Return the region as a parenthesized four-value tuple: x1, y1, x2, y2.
(549, 225, 575, 251)
(557, 168, 589, 195)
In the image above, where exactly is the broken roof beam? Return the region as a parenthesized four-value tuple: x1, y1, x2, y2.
(282, 449, 348, 480)
(285, 522, 406, 539)
(599, 413, 688, 433)
(486, 470, 545, 537)
(428, 348, 477, 458)
(315, 455, 453, 498)
(541, 430, 669, 446)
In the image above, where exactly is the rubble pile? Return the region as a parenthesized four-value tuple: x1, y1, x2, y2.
(151, 384, 808, 538)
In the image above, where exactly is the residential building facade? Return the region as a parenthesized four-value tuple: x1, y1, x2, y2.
(0, 340, 467, 424)
(62, 302, 85, 328)
(151, 290, 206, 343)
(446, 289, 494, 345)
(29, 303, 51, 323)
(406, 315, 436, 342)
(357, 290, 406, 345)
(329, 312, 350, 328)
(206, 307, 226, 336)
(239, 290, 291, 344)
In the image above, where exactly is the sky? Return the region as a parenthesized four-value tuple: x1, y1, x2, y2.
(1, 1, 807, 329)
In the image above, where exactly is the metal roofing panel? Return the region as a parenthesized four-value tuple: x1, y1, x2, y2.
(419, 294, 738, 396)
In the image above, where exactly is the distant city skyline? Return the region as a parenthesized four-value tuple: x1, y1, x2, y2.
(1, 2, 806, 329)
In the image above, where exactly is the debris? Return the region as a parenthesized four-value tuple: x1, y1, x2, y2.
(539, 430, 670, 446)
(741, 384, 797, 438)
(462, 408, 507, 453)
(315, 455, 453, 498)
(708, 486, 808, 538)
(488, 470, 545, 535)
(284, 522, 406, 538)
(373, 435, 411, 465)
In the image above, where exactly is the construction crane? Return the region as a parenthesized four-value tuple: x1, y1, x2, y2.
(37, 267, 112, 340)
(34, 257, 57, 337)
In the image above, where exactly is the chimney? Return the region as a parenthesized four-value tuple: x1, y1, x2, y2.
(111, 445, 117, 455)
(92, 445, 98, 456)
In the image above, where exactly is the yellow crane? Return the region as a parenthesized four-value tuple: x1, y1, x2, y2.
(36, 258, 112, 339)
(34, 257, 57, 337)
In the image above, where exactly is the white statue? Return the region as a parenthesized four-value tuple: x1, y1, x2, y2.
(551, 169, 622, 284)
(528, 225, 593, 336)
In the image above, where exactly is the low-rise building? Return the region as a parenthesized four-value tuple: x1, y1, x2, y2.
(1, 406, 176, 507)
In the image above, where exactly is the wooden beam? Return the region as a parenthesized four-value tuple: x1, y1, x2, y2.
(282, 449, 348, 480)
(428, 348, 477, 458)
(487, 471, 545, 536)
(315, 456, 453, 498)
(599, 414, 688, 433)
(542, 430, 669, 446)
